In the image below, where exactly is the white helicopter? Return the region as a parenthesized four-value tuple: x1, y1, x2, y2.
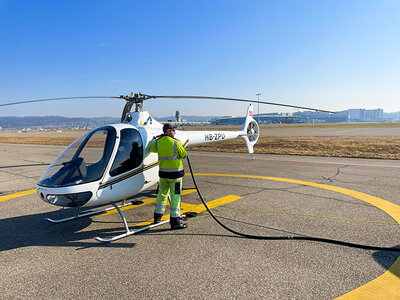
(1, 93, 333, 242)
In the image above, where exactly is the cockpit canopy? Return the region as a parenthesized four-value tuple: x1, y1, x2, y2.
(38, 126, 144, 188)
(38, 126, 116, 187)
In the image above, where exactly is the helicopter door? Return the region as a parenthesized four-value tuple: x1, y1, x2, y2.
(109, 128, 144, 176)
(96, 128, 144, 203)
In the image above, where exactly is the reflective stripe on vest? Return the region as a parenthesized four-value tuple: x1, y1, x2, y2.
(159, 167, 184, 172)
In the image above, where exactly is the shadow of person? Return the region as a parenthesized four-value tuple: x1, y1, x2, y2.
(0, 208, 135, 252)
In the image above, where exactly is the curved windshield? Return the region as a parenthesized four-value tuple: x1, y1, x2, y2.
(109, 128, 143, 176)
(38, 126, 116, 187)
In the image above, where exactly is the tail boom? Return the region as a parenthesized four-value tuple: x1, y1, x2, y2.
(174, 104, 259, 153)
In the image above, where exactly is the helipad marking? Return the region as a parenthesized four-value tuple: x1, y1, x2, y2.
(134, 195, 242, 228)
(100, 189, 197, 216)
(0, 189, 36, 203)
(191, 173, 400, 299)
(2, 175, 399, 297)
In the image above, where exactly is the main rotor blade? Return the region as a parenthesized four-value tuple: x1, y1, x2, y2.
(0, 96, 120, 107)
(149, 95, 335, 113)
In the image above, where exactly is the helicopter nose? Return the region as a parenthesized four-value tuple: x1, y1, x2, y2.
(37, 189, 93, 207)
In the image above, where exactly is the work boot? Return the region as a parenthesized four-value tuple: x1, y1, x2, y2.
(170, 217, 188, 230)
(154, 212, 163, 224)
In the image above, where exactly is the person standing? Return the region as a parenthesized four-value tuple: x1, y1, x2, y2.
(149, 123, 188, 230)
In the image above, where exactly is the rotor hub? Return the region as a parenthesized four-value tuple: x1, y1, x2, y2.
(119, 92, 152, 115)
(119, 92, 151, 103)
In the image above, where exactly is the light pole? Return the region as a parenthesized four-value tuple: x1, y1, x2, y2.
(256, 93, 261, 124)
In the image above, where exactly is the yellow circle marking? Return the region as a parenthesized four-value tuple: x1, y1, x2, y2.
(192, 173, 400, 299)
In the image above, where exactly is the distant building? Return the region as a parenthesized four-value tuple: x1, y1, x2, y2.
(212, 113, 302, 125)
(293, 111, 348, 123)
(365, 109, 383, 121)
(175, 111, 182, 123)
(292, 109, 384, 123)
(341, 109, 383, 122)
(212, 108, 388, 125)
(383, 111, 400, 122)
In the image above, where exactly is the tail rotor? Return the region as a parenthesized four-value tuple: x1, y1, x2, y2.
(240, 105, 260, 154)
(247, 120, 259, 143)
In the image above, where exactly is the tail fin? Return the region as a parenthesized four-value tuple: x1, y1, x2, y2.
(240, 104, 260, 154)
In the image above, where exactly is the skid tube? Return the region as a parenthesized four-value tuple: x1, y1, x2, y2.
(45, 199, 171, 243)
(44, 200, 136, 224)
(95, 203, 170, 242)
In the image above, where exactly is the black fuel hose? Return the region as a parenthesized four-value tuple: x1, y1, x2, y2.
(186, 155, 400, 252)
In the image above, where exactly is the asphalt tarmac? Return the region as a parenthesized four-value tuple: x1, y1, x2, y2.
(0, 144, 399, 299)
(260, 126, 400, 136)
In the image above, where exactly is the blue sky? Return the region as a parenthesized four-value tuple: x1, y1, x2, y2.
(0, 0, 399, 118)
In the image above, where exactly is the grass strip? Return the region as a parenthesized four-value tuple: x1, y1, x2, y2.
(189, 136, 400, 159)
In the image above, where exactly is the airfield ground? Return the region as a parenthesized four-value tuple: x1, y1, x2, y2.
(0, 125, 400, 299)
(1, 123, 400, 159)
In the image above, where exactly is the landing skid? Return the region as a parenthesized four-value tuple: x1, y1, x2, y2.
(45, 200, 170, 243)
(95, 203, 169, 242)
(44, 201, 135, 224)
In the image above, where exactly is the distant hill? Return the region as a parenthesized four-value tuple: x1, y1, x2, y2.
(0, 116, 120, 130)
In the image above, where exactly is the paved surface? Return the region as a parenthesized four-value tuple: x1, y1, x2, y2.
(0, 143, 399, 299)
(260, 126, 400, 136)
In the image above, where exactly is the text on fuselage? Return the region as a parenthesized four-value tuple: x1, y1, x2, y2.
(205, 133, 226, 141)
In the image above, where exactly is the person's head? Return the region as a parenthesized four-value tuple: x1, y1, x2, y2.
(163, 123, 176, 137)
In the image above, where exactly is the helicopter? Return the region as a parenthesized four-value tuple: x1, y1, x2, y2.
(0, 92, 334, 242)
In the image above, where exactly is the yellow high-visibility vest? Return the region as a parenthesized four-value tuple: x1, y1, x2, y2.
(149, 136, 187, 177)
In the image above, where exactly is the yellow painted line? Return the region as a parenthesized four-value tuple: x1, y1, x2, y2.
(136, 214, 170, 228)
(190, 173, 400, 299)
(0, 189, 37, 203)
(189, 195, 243, 213)
(100, 197, 157, 216)
(192, 173, 400, 223)
(336, 261, 400, 299)
(100, 189, 197, 216)
(180, 202, 197, 211)
(134, 194, 243, 228)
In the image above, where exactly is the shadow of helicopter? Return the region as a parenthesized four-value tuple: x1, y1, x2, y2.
(0, 208, 137, 252)
(372, 249, 400, 278)
(0, 190, 160, 252)
(0, 189, 234, 251)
